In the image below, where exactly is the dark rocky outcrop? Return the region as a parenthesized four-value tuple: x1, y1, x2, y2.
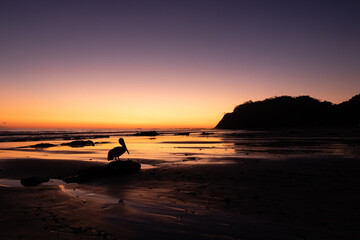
(23, 143, 57, 149)
(175, 132, 190, 136)
(133, 131, 159, 136)
(63, 160, 141, 183)
(216, 94, 360, 129)
(200, 132, 214, 136)
(336, 94, 360, 126)
(61, 140, 95, 147)
(21, 176, 49, 186)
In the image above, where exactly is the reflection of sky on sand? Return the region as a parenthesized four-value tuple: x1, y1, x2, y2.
(59, 184, 119, 204)
(57, 183, 312, 239)
(58, 183, 242, 238)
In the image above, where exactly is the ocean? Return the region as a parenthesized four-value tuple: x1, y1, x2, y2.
(1, 128, 359, 167)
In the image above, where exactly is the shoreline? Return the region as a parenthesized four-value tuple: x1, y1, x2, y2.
(0, 158, 106, 180)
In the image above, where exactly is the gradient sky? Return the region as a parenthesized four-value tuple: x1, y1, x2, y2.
(1, 0, 359, 128)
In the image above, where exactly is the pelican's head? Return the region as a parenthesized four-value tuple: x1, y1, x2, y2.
(119, 138, 130, 154)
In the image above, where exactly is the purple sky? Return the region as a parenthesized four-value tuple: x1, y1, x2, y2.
(1, 0, 359, 127)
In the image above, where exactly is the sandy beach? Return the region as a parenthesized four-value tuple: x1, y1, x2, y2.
(0, 129, 359, 239)
(1, 158, 359, 239)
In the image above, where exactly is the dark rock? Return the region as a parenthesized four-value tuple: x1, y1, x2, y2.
(21, 176, 49, 186)
(28, 143, 57, 148)
(61, 140, 95, 148)
(216, 94, 360, 129)
(133, 131, 159, 136)
(200, 132, 214, 135)
(175, 132, 190, 136)
(63, 160, 141, 183)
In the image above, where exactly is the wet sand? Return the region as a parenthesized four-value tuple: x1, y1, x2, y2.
(1, 156, 359, 239)
(0, 158, 105, 179)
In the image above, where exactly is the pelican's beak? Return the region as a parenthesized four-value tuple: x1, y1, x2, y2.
(123, 143, 130, 154)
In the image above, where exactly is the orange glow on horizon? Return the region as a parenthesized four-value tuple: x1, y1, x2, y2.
(4, 121, 216, 129)
(1, 62, 358, 130)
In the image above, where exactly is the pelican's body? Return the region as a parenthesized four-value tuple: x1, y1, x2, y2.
(108, 138, 129, 161)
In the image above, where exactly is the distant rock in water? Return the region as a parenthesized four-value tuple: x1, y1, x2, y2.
(63, 160, 141, 183)
(175, 132, 190, 136)
(133, 131, 159, 136)
(61, 140, 95, 147)
(200, 132, 214, 136)
(27, 143, 57, 148)
(21, 176, 49, 186)
(216, 94, 360, 129)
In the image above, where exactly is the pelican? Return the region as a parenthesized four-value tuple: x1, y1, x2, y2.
(108, 138, 130, 161)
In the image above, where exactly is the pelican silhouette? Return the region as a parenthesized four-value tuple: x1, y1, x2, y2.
(108, 138, 130, 161)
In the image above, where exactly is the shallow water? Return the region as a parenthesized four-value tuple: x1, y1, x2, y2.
(0, 129, 360, 169)
(0, 128, 359, 167)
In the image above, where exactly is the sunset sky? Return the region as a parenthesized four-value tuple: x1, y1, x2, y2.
(1, 0, 359, 128)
